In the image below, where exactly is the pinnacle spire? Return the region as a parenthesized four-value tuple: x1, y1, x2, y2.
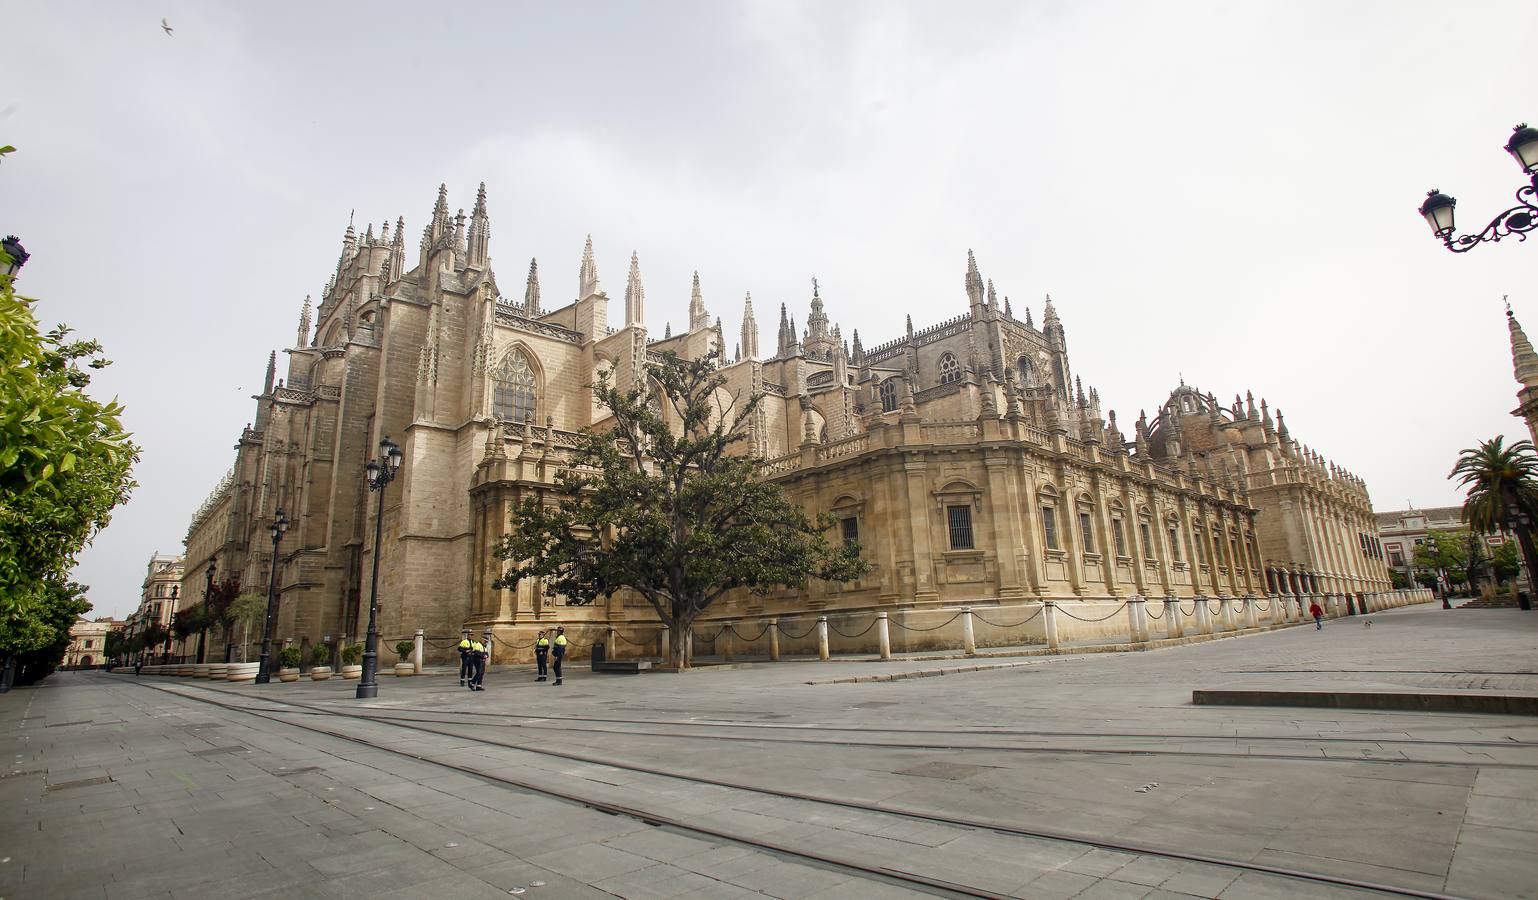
(264, 350, 277, 394)
(1507, 297, 1538, 389)
(777, 302, 791, 355)
(689, 271, 709, 332)
(297, 294, 312, 347)
(1043, 292, 1059, 323)
(578, 236, 598, 299)
(467, 183, 490, 267)
(965, 249, 984, 310)
(741, 292, 759, 361)
(624, 251, 645, 328)
(524, 258, 541, 315)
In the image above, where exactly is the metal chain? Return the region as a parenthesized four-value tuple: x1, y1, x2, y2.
(692, 628, 724, 642)
(612, 630, 652, 646)
(970, 607, 1044, 628)
(1143, 604, 1164, 620)
(776, 621, 818, 639)
(1054, 602, 1128, 623)
(1179, 601, 1197, 616)
(728, 622, 771, 642)
(827, 619, 877, 639)
(1253, 599, 1271, 612)
(888, 611, 965, 632)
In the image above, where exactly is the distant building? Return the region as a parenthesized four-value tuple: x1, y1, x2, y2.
(124, 552, 183, 658)
(63, 617, 120, 667)
(1376, 506, 1523, 589)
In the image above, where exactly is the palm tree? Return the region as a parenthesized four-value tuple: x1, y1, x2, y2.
(1451, 436, 1538, 609)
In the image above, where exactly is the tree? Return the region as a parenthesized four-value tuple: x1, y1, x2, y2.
(1413, 530, 1468, 594)
(0, 579, 90, 686)
(494, 350, 868, 669)
(104, 629, 125, 664)
(1491, 541, 1522, 585)
(1389, 569, 1410, 590)
(0, 250, 138, 618)
(193, 575, 241, 662)
(1451, 436, 1538, 605)
(139, 623, 169, 662)
(224, 593, 266, 661)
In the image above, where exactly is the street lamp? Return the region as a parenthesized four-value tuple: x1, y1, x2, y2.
(1505, 499, 1535, 611)
(1, 236, 28, 279)
(196, 556, 217, 664)
(357, 435, 403, 699)
(1419, 123, 1538, 252)
(255, 508, 290, 684)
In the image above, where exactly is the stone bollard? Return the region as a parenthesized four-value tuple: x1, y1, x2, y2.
(1044, 601, 1061, 650)
(1194, 596, 1213, 635)
(1219, 596, 1236, 632)
(817, 616, 830, 661)
(685, 629, 694, 666)
(961, 608, 977, 656)
(482, 630, 494, 668)
(607, 626, 617, 660)
(877, 612, 892, 660)
(413, 629, 424, 675)
(1166, 596, 1183, 639)
(768, 619, 780, 662)
(1270, 594, 1285, 626)
(660, 625, 671, 664)
(720, 628, 733, 662)
(1127, 598, 1146, 643)
(1243, 595, 1259, 629)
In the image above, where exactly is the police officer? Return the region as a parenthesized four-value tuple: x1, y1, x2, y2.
(551, 627, 567, 686)
(457, 634, 472, 686)
(534, 630, 550, 682)
(468, 638, 487, 691)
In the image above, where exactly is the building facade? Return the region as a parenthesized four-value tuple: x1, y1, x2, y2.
(181, 183, 1392, 662)
(124, 552, 182, 658)
(63, 618, 120, 667)
(1377, 506, 1524, 591)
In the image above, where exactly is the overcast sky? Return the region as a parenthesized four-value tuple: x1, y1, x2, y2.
(8, 1, 1536, 618)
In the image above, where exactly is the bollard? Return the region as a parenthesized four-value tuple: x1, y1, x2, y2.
(660, 625, 671, 664)
(1270, 594, 1285, 626)
(482, 630, 494, 668)
(961, 608, 977, 656)
(413, 628, 424, 675)
(720, 627, 733, 662)
(1243, 595, 1259, 629)
(1166, 596, 1183, 639)
(607, 626, 617, 660)
(1127, 598, 1146, 643)
(817, 617, 830, 660)
(685, 629, 694, 666)
(768, 619, 780, 661)
(1043, 601, 1061, 650)
(1219, 596, 1236, 632)
(1194, 596, 1213, 635)
(877, 612, 892, 660)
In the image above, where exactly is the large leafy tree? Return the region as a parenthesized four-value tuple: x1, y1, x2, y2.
(224, 592, 267, 661)
(1413, 529, 1471, 591)
(494, 350, 868, 668)
(0, 579, 90, 685)
(1451, 436, 1538, 601)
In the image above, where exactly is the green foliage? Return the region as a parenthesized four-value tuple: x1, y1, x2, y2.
(340, 643, 362, 666)
(0, 278, 138, 618)
(139, 622, 168, 653)
(104, 629, 125, 661)
(0, 579, 90, 684)
(1414, 530, 1467, 574)
(394, 639, 414, 662)
(1451, 436, 1538, 533)
(225, 592, 266, 629)
(493, 350, 869, 668)
(1388, 569, 1410, 589)
(1491, 541, 1522, 583)
(279, 646, 302, 669)
(310, 643, 333, 667)
(171, 606, 206, 640)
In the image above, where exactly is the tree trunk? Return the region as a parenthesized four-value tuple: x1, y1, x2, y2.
(669, 620, 690, 672)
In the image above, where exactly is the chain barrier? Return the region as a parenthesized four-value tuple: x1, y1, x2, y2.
(886, 610, 965, 633)
(1205, 598, 1222, 613)
(1253, 599, 1271, 612)
(692, 627, 724, 642)
(727, 622, 771, 643)
(775, 621, 818, 639)
(827, 618, 877, 639)
(970, 607, 1044, 629)
(1179, 601, 1197, 616)
(1054, 602, 1129, 623)
(611, 630, 653, 646)
(1143, 603, 1164, 620)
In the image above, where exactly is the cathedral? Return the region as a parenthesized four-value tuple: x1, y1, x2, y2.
(177, 183, 1393, 662)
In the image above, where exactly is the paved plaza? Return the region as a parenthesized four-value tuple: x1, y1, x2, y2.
(2, 606, 1536, 899)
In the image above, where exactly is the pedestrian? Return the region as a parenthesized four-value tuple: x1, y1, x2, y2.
(534, 630, 549, 682)
(1309, 600, 1324, 630)
(468, 638, 487, 691)
(134, 657, 142, 676)
(457, 633, 472, 686)
(551, 627, 567, 686)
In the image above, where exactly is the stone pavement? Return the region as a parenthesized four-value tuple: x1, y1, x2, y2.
(3, 605, 1536, 899)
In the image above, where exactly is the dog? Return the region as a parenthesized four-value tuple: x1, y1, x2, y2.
(1363, 618, 1372, 628)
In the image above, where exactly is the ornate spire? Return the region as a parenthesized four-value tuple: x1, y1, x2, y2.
(1508, 298, 1538, 388)
(986, 279, 997, 311)
(664, 321, 672, 339)
(579, 235, 598, 299)
(264, 350, 276, 394)
(741, 292, 759, 361)
(965, 249, 984, 311)
(467, 182, 490, 267)
(806, 276, 829, 341)
(524, 258, 541, 315)
(1004, 296, 1013, 319)
(851, 328, 864, 366)
(1261, 398, 1274, 432)
(777, 302, 790, 355)
(297, 294, 312, 347)
(452, 209, 467, 262)
(906, 314, 914, 338)
(1075, 375, 1086, 407)
(624, 251, 645, 327)
(1245, 390, 1257, 420)
(1025, 305, 1034, 329)
(689, 271, 708, 332)
(430, 183, 451, 244)
(1043, 292, 1059, 325)
(1276, 409, 1290, 442)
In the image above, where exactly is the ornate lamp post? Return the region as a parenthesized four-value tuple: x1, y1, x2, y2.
(1504, 499, 1535, 611)
(1419, 123, 1538, 252)
(255, 508, 290, 684)
(1, 235, 29, 279)
(357, 435, 402, 700)
(195, 555, 216, 664)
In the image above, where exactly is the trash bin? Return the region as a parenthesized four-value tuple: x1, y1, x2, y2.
(1520, 592, 1532, 612)
(590, 641, 606, 670)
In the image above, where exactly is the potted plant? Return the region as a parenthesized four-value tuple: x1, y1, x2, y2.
(277, 647, 302, 682)
(339, 643, 363, 680)
(393, 640, 415, 677)
(309, 644, 334, 680)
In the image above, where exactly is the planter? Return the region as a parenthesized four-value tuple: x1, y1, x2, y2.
(177, 664, 193, 677)
(226, 662, 260, 683)
(193, 663, 211, 679)
(309, 666, 332, 681)
(277, 667, 300, 683)
(206, 663, 229, 680)
(340, 664, 363, 680)
(393, 662, 414, 677)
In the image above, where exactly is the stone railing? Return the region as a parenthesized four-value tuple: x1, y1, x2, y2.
(817, 431, 870, 462)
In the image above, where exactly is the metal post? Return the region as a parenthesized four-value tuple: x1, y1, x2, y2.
(877, 612, 891, 660)
(357, 473, 386, 699)
(413, 629, 424, 674)
(768, 619, 780, 662)
(961, 608, 976, 655)
(816, 616, 829, 660)
(1043, 601, 1060, 650)
(256, 514, 286, 685)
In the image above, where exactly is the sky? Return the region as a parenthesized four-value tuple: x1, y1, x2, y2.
(7, 0, 1537, 618)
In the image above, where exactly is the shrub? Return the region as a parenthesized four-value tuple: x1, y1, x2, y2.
(394, 639, 414, 662)
(341, 643, 363, 666)
(279, 646, 302, 669)
(310, 644, 333, 668)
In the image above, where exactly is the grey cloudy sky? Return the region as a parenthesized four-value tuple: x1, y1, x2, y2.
(8, 1, 1536, 618)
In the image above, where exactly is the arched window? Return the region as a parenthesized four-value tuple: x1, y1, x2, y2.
(493, 350, 538, 423)
(938, 352, 961, 385)
(878, 379, 898, 412)
(1016, 356, 1034, 386)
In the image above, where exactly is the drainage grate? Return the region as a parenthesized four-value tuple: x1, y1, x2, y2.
(190, 746, 249, 756)
(46, 775, 113, 793)
(273, 766, 323, 777)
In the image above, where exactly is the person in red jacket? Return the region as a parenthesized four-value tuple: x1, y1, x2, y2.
(1309, 600, 1324, 630)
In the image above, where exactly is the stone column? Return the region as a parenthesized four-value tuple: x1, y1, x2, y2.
(607, 626, 618, 660)
(1243, 595, 1258, 629)
(1166, 596, 1183, 639)
(1043, 601, 1060, 650)
(816, 616, 829, 661)
(1128, 597, 1147, 643)
(768, 619, 780, 662)
(1219, 596, 1236, 632)
(720, 627, 732, 662)
(413, 628, 424, 675)
(1269, 593, 1284, 626)
(1194, 596, 1213, 635)
(660, 625, 670, 663)
(877, 612, 892, 660)
(961, 608, 977, 656)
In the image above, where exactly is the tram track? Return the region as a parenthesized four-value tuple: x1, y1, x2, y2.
(132, 677, 1474, 899)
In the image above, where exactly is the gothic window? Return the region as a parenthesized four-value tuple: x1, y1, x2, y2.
(878, 379, 898, 412)
(1079, 512, 1096, 554)
(1016, 356, 1034, 386)
(1194, 528, 1208, 565)
(947, 505, 974, 550)
(1140, 522, 1154, 560)
(493, 350, 538, 423)
(938, 352, 961, 385)
(1042, 507, 1059, 550)
(1113, 519, 1127, 557)
(1168, 524, 1182, 562)
(841, 517, 859, 547)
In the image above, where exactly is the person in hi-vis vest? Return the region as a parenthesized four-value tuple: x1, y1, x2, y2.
(551, 627, 567, 685)
(457, 635, 472, 686)
(534, 630, 550, 682)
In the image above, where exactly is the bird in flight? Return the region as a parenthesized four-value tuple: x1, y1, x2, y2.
(161, 18, 174, 36)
